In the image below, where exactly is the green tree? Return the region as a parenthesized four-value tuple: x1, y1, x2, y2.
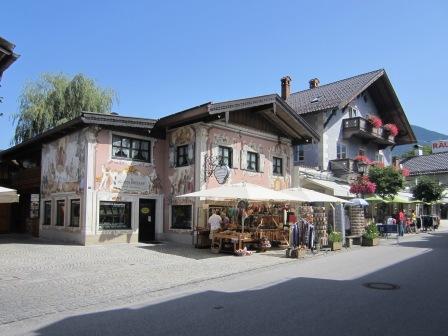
(412, 176, 444, 203)
(12, 73, 117, 144)
(368, 165, 404, 199)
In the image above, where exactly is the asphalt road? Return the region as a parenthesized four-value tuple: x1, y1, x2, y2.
(6, 230, 448, 336)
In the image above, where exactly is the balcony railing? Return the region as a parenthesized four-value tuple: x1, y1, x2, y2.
(342, 117, 395, 145)
(329, 158, 356, 174)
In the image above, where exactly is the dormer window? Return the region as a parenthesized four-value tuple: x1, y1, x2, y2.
(348, 106, 358, 118)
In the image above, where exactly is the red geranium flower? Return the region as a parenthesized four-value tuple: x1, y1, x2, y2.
(383, 123, 399, 137)
(367, 115, 383, 128)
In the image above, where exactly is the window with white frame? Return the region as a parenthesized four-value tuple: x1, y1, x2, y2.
(247, 151, 259, 172)
(171, 205, 192, 230)
(70, 199, 80, 227)
(99, 201, 132, 230)
(348, 106, 358, 118)
(337, 143, 347, 159)
(56, 200, 65, 226)
(44, 201, 51, 225)
(294, 145, 305, 162)
(273, 157, 283, 175)
(218, 146, 233, 167)
(112, 135, 151, 163)
(375, 152, 384, 163)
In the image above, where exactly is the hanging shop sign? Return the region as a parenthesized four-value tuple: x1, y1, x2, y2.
(432, 140, 448, 154)
(214, 165, 230, 184)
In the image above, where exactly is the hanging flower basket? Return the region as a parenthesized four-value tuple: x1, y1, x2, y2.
(350, 175, 377, 195)
(367, 115, 383, 128)
(383, 123, 399, 137)
(354, 155, 372, 164)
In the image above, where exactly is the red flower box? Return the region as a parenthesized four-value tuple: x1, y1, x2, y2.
(367, 115, 383, 128)
(350, 175, 377, 195)
(383, 123, 399, 137)
(354, 155, 372, 164)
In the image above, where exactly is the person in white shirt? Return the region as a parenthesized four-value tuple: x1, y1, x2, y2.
(208, 211, 222, 239)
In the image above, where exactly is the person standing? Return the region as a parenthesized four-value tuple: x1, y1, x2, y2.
(208, 211, 222, 239)
(398, 209, 405, 236)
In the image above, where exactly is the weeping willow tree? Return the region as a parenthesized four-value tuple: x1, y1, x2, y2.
(12, 73, 117, 144)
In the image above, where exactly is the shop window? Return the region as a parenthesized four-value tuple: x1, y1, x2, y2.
(56, 200, 65, 226)
(112, 135, 151, 163)
(99, 201, 132, 230)
(273, 157, 283, 175)
(176, 145, 189, 167)
(247, 152, 259, 172)
(70, 199, 80, 227)
(44, 201, 51, 225)
(171, 205, 192, 230)
(219, 146, 232, 167)
(337, 143, 347, 159)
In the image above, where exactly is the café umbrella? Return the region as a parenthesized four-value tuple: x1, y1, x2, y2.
(0, 187, 19, 203)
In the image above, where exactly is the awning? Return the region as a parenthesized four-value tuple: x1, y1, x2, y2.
(0, 187, 20, 203)
(303, 178, 354, 198)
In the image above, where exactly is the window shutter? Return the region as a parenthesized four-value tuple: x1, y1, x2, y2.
(168, 145, 175, 168)
(283, 155, 288, 176)
(232, 148, 238, 169)
(259, 154, 265, 173)
(187, 143, 195, 165)
(293, 146, 298, 162)
(240, 150, 247, 170)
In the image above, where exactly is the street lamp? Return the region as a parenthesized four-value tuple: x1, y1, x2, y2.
(357, 161, 368, 175)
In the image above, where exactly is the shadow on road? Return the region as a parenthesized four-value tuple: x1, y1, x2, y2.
(32, 232, 448, 336)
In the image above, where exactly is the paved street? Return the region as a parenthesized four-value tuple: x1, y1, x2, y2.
(1, 223, 447, 335)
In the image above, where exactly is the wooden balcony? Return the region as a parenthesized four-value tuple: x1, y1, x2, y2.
(329, 158, 356, 174)
(342, 117, 395, 146)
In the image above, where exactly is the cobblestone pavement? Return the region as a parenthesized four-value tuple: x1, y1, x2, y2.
(0, 224, 444, 333)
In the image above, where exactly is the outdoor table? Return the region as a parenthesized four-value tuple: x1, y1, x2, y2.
(211, 232, 255, 253)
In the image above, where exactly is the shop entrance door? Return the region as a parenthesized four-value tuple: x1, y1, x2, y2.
(138, 199, 156, 242)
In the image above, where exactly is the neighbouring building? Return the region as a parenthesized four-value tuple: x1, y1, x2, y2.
(282, 69, 416, 190)
(0, 94, 318, 244)
(401, 145, 448, 218)
(0, 36, 20, 80)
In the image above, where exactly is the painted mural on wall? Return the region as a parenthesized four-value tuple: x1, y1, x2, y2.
(204, 126, 292, 190)
(96, 165, 162, 194)
(167, 127, 195, 204)
(94, 130, 163, 195)
(41, 130, 87, 197)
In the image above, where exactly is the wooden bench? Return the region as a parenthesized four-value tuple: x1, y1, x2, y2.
(345, 235, 362, 247)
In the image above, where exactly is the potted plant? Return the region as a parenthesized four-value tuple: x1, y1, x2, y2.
(367, 115, 383, 129)
(362, 223, 380, 246)
(328, 231, 343, 251)
(383, 123, 399, 137)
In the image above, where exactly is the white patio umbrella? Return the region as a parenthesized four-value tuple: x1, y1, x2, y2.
(177, 182, 305, 202)
(177, 182, 305, 233)
(0, 187, 19, 203)
(281, 187, 349, 203)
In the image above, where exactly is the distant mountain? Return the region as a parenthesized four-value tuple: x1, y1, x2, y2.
(392, 125, 448, 157)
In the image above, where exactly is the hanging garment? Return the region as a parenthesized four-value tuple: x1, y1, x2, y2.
(291, 223, 299, 248)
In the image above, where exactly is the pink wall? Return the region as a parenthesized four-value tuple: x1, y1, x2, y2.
(205, 126, 292, 190)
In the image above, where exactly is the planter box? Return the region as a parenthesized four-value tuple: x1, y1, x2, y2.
(362, 237, 379, 246)
(330, 241, 342, 251)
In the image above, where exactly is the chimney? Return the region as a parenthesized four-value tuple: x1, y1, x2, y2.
(309, 78, 320, 89)
(414, 144, 423, 156)
(281, 76, 291, 99)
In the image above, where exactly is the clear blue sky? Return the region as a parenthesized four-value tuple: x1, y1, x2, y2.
(1, 0, 447, 149)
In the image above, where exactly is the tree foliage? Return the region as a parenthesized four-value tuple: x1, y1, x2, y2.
(368, 165, 404, 199)
(401, 145, 432, 158)
(412, 176, 444, 203)
(12, 73, 117, 144)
